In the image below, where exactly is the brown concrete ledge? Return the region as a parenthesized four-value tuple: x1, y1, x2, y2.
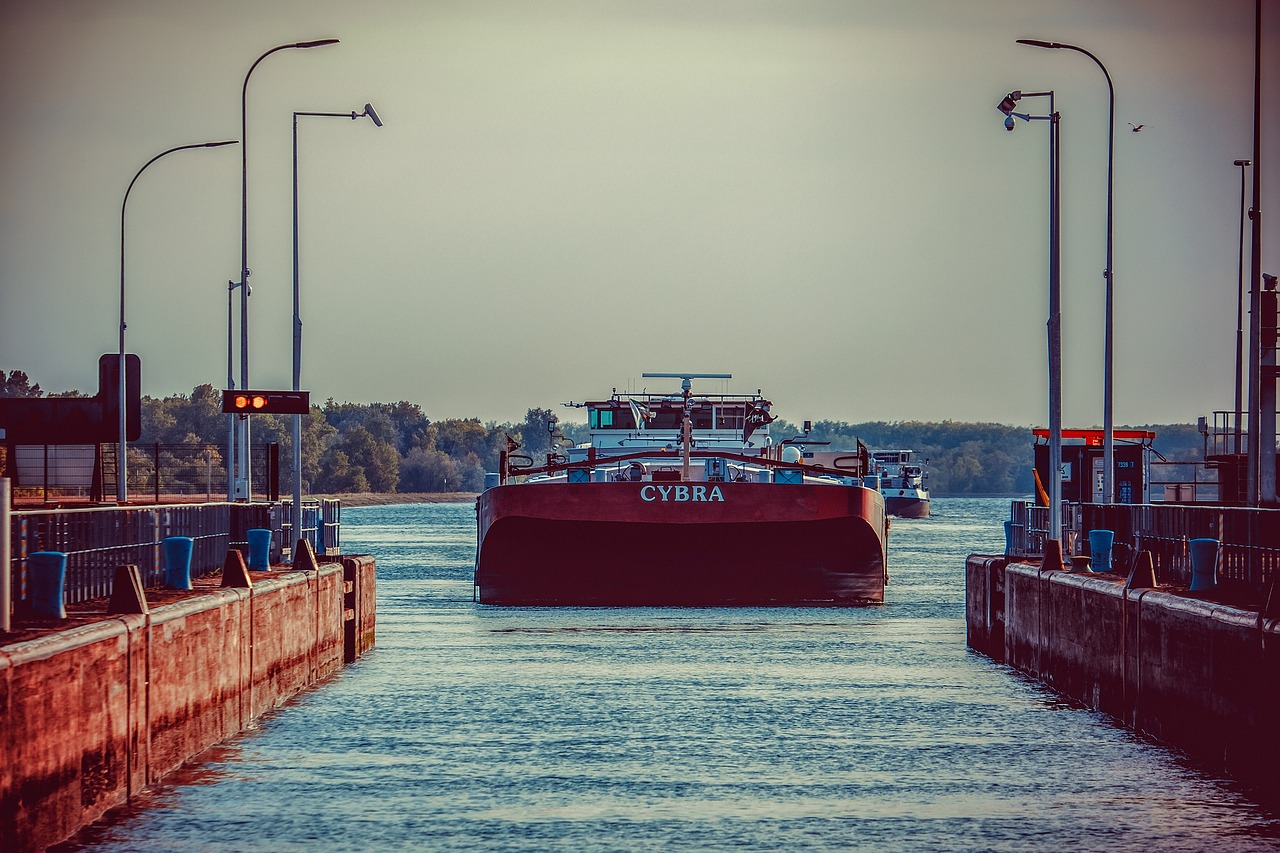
(0, 555, 376, 852)
(967, 554, 1280, 804)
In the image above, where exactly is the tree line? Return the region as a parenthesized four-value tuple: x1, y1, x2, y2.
(2, 369, 1205, 496)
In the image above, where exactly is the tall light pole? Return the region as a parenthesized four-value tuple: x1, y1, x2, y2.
(1245, 0, 1270, 507)
(291, 103, 382, 560)
(119, 139, 238, 503)
(1017, 38, 1115, 504)
(233, 38, 340, 502)
(1234, 159, 1252, 458)
(999, 90, 1062, 545)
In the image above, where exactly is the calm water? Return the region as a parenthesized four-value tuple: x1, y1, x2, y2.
(65, 498, 1280, 851)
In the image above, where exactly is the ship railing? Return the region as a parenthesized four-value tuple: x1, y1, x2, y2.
(499, 447, 864, 484)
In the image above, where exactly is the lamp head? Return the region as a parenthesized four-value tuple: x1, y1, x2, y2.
(296, 38, 340, 49)
(1016, 39, 1060, 49)
(997, 91, 1021, 115)
(1004, 115, 1016, 131)
(1234, 159, 1252, 167)
(363, 103, 383, 127)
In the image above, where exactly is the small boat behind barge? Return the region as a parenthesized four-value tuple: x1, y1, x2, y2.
(474, 373, 889, 606)
(872, 450, 931, 519)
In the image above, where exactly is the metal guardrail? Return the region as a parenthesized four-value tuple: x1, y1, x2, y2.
(7, 498, 341, 611)
(10, 503, 233, 606)
(1008, 499, 1280, 600)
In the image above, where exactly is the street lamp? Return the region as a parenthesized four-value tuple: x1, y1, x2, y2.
(232, 38, 340, 502)
(119, 139, 238, 503)
(1234, 159, 1252, 457)
(1017, 38, 1116, 504)
(290, 102, 382, 560)
(999, 90, 1063, 546)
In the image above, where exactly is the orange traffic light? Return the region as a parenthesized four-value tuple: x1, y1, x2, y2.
(222, 390, 310, 415)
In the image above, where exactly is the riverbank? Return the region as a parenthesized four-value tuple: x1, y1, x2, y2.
(316, 492, 478, 507)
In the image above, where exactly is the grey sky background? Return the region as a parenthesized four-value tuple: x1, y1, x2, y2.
(1, 0, 1276, 428)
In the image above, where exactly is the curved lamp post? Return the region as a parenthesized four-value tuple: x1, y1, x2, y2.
(119, 139, 238, 503)
(232, 38, 339, 502)
(999, 90, 1062, 545)
(290, 102, 382, 559)
(1018, 38, 1116, 504)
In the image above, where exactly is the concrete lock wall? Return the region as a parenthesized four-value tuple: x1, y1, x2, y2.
(0, 555, 376, 852)
(966, 555, 1280, 796)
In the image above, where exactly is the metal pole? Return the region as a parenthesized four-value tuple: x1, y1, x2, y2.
(1, 478, 10, 634)
(1235, 160, 1251, 456)
(290, 104, 381, 560)
(1246, 0, 1264, 505)
(227, 280, 237, 501)
(293, 113, 303, 558)
(1017, 39, 1115, 504)
(237, 39, 339, 502)
(1048, 95, 1063, 545)
(120, 140, 236, 504)
(1251, 0, 1274, 506)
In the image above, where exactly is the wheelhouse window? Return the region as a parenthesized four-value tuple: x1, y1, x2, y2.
(715, 405, 746, 431)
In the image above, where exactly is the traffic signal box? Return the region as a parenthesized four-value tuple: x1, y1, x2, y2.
(222, 390, 310, 415)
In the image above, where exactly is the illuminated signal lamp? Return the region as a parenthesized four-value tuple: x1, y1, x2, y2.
(222, 389, 309, 415)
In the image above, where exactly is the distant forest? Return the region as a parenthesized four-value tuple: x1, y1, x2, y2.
(2, 369, 1205, 496)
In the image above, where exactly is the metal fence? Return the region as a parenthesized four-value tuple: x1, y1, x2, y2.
(7, 498, 341, 611)
(1008, 499, 1280, 600)
(10, 503, 237, 605)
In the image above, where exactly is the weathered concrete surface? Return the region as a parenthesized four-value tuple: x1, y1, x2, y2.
(0, 557, 376, 852)
(967, 555, 1280, 800)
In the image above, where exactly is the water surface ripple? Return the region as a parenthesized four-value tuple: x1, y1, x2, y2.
(64, 498, 1280, 851)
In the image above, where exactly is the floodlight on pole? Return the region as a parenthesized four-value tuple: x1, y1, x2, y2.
(997, 89, 1063, 545)
(1018, 37, 1116, 504)
(290, 101, 383, 559)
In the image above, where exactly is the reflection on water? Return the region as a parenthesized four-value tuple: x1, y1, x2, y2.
(61, 498, 1280, 852)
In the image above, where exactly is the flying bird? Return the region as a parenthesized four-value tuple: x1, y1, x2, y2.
(1128, 122, 1147, 132)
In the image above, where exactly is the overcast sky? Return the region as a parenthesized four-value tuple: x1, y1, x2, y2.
(1, 0, 1277, 428)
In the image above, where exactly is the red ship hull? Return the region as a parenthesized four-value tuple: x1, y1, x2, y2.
(475, 481, 888, 605)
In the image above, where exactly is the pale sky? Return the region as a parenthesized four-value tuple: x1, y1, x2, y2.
(1, 0, 1277, 428)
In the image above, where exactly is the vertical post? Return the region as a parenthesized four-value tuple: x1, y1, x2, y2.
(2, 478, 10, 633)
(153, 442, 160, 504)
(292, 113, 304, 560)
(1246, 0, 1265, 505)
(227, 281, 237, 501)
(1048, 97, 1063, 545)
(1235, 161, 1251, 455)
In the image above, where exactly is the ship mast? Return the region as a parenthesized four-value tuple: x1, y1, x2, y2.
(641, 372, 731, 482)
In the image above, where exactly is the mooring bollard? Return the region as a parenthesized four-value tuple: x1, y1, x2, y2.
(1088, 529, 1114, 572)
(163, 536, 194, 590)
(1003, 520, 1014, 555)
(1189, 538, 1220, 591)
(247, 528, 272, 571)
(28, 551, 67, 620)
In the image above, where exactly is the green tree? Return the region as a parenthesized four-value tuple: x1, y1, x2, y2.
(0, 370, 43, 398)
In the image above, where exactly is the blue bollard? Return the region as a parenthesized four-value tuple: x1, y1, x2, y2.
(247, 528, 272, 571)
(163, 536, 194, 590)
(28, 551, 67, 620)
(1189, 538, 1220, 591)
(1088, 529, 1114, 572)
(1004, 520, 1014, 555)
